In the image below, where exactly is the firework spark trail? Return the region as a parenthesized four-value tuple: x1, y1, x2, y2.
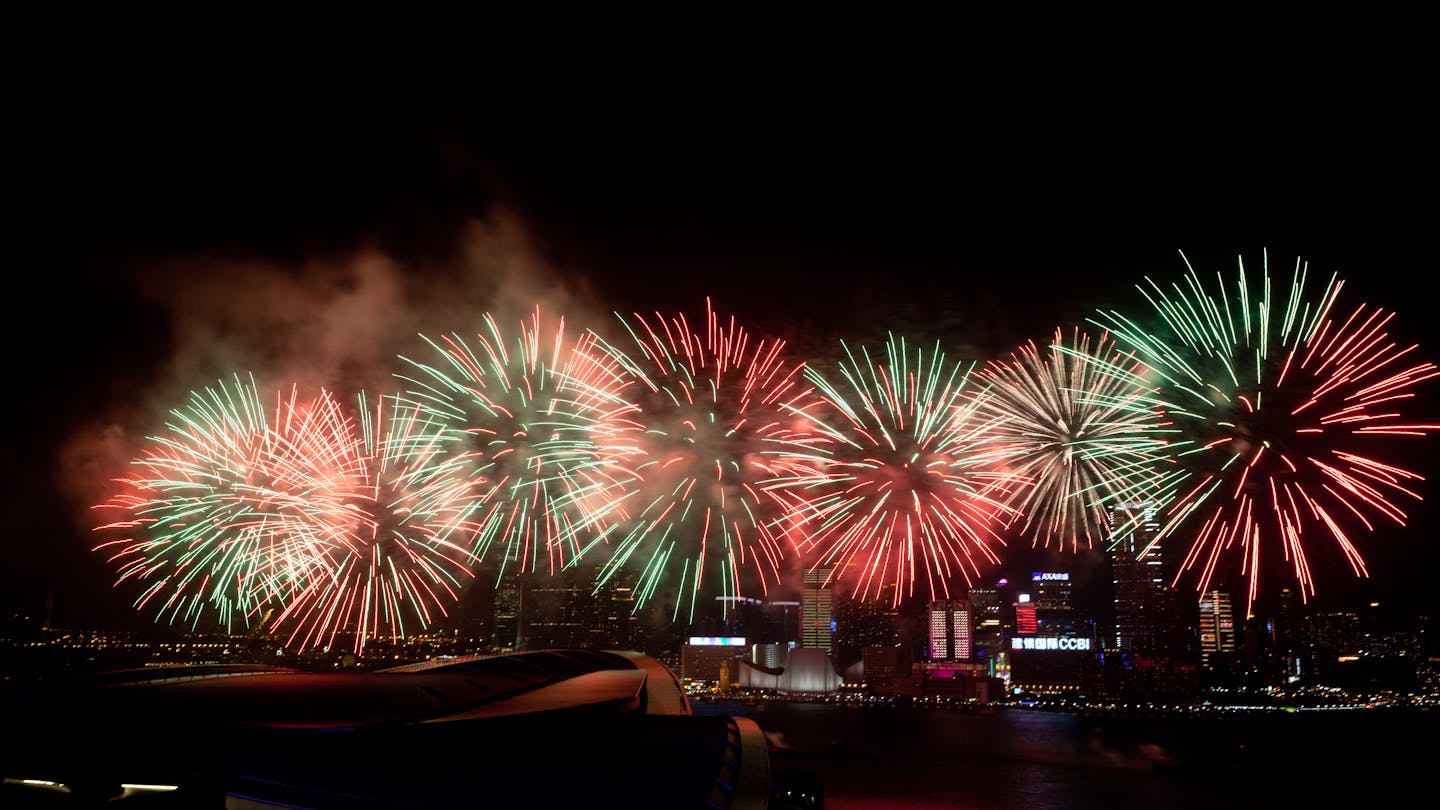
(92, 376, 478, 654)
(770, 333, 1022, 606)
(91, 374, 334, 633)
(978, 326, 1179, 553)
(394, 306, 637, 579)
(571, 298, 828, 622)
(1091, 250, 1440, 614)
(264, 390, 478, 655)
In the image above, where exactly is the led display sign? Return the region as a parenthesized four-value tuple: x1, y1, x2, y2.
(1010, 637, 1091, 651)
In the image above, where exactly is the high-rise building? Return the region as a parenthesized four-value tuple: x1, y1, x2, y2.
(834, 583, 900, 662)
(861, 645, 911, 692)
(1030, 571, 1080, 638)
(927, 600, 972, 662)
(1009, 572, 1092, 695)
(583, 566, 641, 651)
(492, 569, 522, 651)
(714, 596, 763, 638)
(764, 601, 800, 646)
(1198, 589, 1238, 670)
(801, 567, 834, 651)
(1108, 500, 1179, 656)
(716, 597, 801, 646)
(523, 570, 588, 650)
(1302, 610, 1364, 675)
(968, 585, 1004, 673)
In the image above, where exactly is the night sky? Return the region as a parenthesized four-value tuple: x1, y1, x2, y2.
(7, 71, 1435, 632)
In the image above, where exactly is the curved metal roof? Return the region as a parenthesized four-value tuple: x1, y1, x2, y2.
(1, 649, 776, 809)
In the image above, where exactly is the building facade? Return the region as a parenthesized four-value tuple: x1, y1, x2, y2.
(927, 600, 972, 662)
(1198, 589, 1238, 671)
(1008, 571, 1090, 695)
(801, 567, 835, 652)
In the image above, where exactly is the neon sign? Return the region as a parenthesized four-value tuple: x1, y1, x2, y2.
(1010, 637, 1091, 651)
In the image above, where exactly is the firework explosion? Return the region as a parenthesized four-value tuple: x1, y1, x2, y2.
(773, 333, 1021, 606)
(1091, 251, 1440, 613)
(572, 299, 827, 622)
(92, 374, 327, 632)
(262, 390, 479, 654)
(978, 326, 1176, 553)
(92, 248, 1440, 645)
(394, 307, 635, 579)
(93, 378, 478, 653)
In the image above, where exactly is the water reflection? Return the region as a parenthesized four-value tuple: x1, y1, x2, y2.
(695, 699, 1431, 810)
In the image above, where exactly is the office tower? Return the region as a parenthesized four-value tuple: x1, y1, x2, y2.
(584, 566, 640, 651)
(968, 585, 1004, 673)
(1108, 499, 1177, 655)
(927, 600, 972, 662)
(712, 596, 798, 645)
(801, 567, 834, 651)
(1009, 574, 1092, 695)
(1198, 589, 1237, 669)
(834, 583, 900, 652)
(714, 596, 762, 638)
(928, 601, 950, 661)
(1303, 611, 1364, 660)
(861, 645, 912, 689)
(1275, 586, 1303, 681)
(763, 600, 801, 646)
(492, 569, 522, 651)
(1030, 570, 1079, 638)
(523, 568, 588, 649)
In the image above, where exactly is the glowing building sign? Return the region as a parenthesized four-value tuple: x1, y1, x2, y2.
(1031, 572, 1069, 582)
(1010, 637, 1092, 651)
(688, 637, 747, 646)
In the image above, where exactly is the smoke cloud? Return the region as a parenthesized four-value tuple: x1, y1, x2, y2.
(57, 207, 611, 523)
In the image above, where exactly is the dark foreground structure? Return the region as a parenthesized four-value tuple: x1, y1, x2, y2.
(1, 649, 819, 809)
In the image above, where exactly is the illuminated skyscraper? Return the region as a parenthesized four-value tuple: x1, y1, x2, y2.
(1030, 571, 1079, 638)
(1198, 589, 1237, 669)
(801, 567, 834, 651)
(1108, 500, 1178, 655)
(927, 600, 972, 662)
(1009, 575, 1091, 695)
(1303, 611, 1365, 661)
(968, 585, 1004, 669)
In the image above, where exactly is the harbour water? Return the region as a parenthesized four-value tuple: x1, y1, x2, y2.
(693, 699, 1434, 809)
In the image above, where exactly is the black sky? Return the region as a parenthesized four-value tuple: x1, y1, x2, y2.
(7, 63, 1436, 630)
